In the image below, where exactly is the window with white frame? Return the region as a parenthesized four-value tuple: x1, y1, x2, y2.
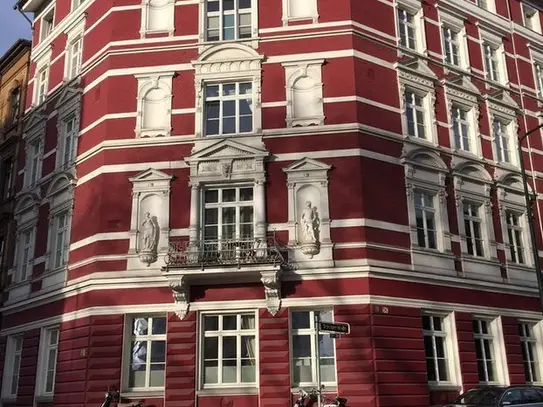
(52, 211, 69, 269)
(67, 37, 82, 80)
(16, 227, 34, 283)
(493, 119, 512, 163)
(59, 115, 77, 168)
(483, 43, 500, 82)
(37, 327, 59, 396)
(26, 139, 42, 187)
(519, 322, 539, 383)
(127, 316, 166, 389)
(505, 210, 525, 264)
(36, 67, 49, 105)
(522, 3, 541, 33)
(397, 8, 417, 50)
(476, 0, 489, 10)
(40, 8, 55, 41)
(473, 319, 497, 383)
(1, 336, 23, 398)
(404, 90, 427, 139)
(204, 82, 253, 136)
(72, 0, 86, 10)
(442, 27, 461, 67)
(422, 315, 453, 384)
(414, 190, 437, 250)
(203, 186, 254, 241)
(535, 63, 543, 98)
(205, 0, 252, 41)
(451, 105, 472, 151)
(463, 202, 485, 257)
(291, 310, 336, 387)
(201, 313, 257, 386)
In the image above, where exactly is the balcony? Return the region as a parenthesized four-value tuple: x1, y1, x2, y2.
(162, 236, 289, 319)
(164, 236, 287, 270)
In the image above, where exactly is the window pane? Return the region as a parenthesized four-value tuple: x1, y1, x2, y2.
(318, 334, 334, 357)
(240, 207, 253, 223)
(223, 336, 237, 358)
(223, 83, 236, 96)
(320, 358, 335, 382)
(435, 337, 445, 358)
(152, 317, 166, 335)
(239, 188, 253, 201)
(424, 336, 434, 358)
(151, 341, 166, 363)
(223, 0, 234, 10)
(222, 117, 236, 134)
(204, 337, 218, 359)
(241, 336, 255, 358)
(207, 0, 219, 12)
(223, 189, 236, 202)
(241, 314, 255, 329)
(204, 360, 218, 383)
(239, 116, 253, 133)
(223, 315, 237, 330)
(205, 190, 219, 204)
(292, 311, 310, 329)
(223, 360, 237, 383)
(293, 335, 311, 358)
(223, 100, 235, 117)
(293, 359, 312, 384)
(241, 359, 255, 382)
(149, 363, 165, 387)
(437, 359, 448, 381)
(239, 0, 251, 8)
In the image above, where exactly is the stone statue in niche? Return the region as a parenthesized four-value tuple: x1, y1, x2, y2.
(139, 212, 159, 266)
(299, 201, 320, 258)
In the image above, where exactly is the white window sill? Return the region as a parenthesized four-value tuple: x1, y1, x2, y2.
(121, 390, 164, 399)
(460, 254, 500, 266)
(411, 246, 454, 258)
(198, 387, 258, 396)
(199, 38, 260, 47)
(35, 394, 54, 403)
(428, 383, 462, 392)
(1, 396, 17, 403)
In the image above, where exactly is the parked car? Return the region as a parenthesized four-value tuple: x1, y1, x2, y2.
(439, 385, 543, 406)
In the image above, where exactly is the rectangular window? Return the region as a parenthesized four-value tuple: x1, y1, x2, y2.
(128, 316, 166, 389)
(68, 37, 82, 79)
(452, 106, 470, 151)
(2, 336, 23, 398)
(397, 8, 416, 50)
(519, 323, 539, 383)
(38, 328, 59, 395)
(404, 91, 426, 138)
(506, 210, 525, 264)
(202, 313, 257, 386)
(483, 43, 500, 82)
(8, 87, 20, 126)
(414, 191, 437, 249)
(463, 202, 484, 257)
(36, 67, 49, 105)
(205, 0, 252, 41)
(204, 82, 253, 136)
(493, 119, 510, 163)
(522, 4, 540, 32)
(1, 157, 13, 200)
(443, 27, 460, 66)
(291, 310, 336, 386)
(476, 0, 489, 10)
(203, 186, 254, 241)
(422, 315, 449, 383)
(27, 139, 42, 186)
(17, 227, 34, 283)
(40, 8, 55, 40)
(473, 319, 497, 383)
(60, 116, 77, 167)
(53, 212, 69, 269)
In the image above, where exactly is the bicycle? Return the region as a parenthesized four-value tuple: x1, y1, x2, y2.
(293, 386, 347, 407)
(100, 391, 144, 407)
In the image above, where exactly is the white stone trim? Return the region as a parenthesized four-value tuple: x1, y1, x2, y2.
(282, 0, 319, 26)
(140, 0, 175, 39)
(135, 72, 175, 138)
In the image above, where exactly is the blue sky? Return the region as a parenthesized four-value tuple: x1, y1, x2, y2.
(0, 1, 32, 56)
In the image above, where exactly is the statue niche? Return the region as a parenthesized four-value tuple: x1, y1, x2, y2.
(139, 211, 159, 266)
(299, 200, 320, 257)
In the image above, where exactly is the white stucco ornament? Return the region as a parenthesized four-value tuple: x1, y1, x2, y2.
(299, 200, 320, 258)
(170, 277, 189, 320)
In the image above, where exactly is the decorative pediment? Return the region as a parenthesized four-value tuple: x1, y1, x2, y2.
(401, 147, 448, 172)
(192, 43, 264, 76)
(444, 74, 481, 97)
(397, 56, 438, 82)
(23, 108, 47, 138)
(186, 139, 268, 182)
(46, 172, 77, 198)
(129, 168, 173, 183)
(282, 157, 332, 173)
(486, 89, 520, 115)
(14, 192, 40, 215)
(452, 158, 492, 184)
(55, 82, 83, 109)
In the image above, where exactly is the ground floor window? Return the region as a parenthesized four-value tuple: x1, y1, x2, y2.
(290, 310, 336, 387)
(201, 312, 257, 386)
(473, 319, 497, 383)
(128, 316, 166, 389)
(519, 322, 539, 383)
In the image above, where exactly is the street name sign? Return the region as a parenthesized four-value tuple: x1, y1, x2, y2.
(319, 322, 350, 335)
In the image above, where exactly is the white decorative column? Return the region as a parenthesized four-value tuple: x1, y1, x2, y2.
(189, 182, 200, 243)
(254, 180, 266, 240)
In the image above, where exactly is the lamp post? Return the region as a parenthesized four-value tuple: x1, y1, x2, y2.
(518, 122, 543, 314)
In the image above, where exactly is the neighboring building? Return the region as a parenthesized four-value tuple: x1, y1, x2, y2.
(0, 40, 31, 304)
(2, 0, 543, 406)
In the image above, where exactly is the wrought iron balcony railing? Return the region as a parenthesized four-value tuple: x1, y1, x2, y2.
(164, 237, 287, 269)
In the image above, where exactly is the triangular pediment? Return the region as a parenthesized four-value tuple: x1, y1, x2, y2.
(487, 89, 520, 110)
(445, 74, 481, 96)
(55, 83, 83, 109)
(129, 168, 173, 183)
(398, 56, 437, 80)
(283, 157, 331, 173)
(186, 139, 268, 162)
(24, 108, 47, 134)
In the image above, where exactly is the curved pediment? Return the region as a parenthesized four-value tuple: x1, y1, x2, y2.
(15, 192, 40, 214)
(46, 172, 76, 198)
(402, 148, 448, 171)
(193, 44, 264, 76)
(453, 161, 492, 183)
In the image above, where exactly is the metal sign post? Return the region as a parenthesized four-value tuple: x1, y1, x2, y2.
(314, 312, 322, 407)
